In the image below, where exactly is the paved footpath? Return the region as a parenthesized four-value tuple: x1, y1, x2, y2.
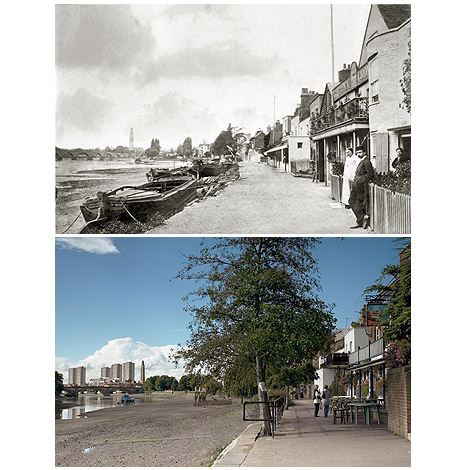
(214, 399, 411, 467)
(148, 161, 367, 234)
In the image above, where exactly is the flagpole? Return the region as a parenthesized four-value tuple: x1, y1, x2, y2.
(330, 4, 335, 83)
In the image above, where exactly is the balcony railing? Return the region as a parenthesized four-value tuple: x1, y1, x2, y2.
(348, 338, 384, 366)
(321, 352, 349, 368)
(310, 97, 368, 135)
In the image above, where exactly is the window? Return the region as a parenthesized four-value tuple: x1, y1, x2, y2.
(297, 142, 303, 149)
(369, 57, 379, 103)
(349, 340, 353, 352)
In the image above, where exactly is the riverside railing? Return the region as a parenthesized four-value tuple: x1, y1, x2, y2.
(349, 338, 384, 366)
(243, 396, 286, 438)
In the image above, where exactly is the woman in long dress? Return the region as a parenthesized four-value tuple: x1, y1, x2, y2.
(341, 148, 359, 207)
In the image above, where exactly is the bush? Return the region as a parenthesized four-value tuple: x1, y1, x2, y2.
(331, 161, 344, 177)
(383, 339, 411, 368)
(372, 161, 411, 195)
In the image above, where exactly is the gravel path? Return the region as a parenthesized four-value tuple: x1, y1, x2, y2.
(148, 161, 367, 234)
(55, 392, 249, 467)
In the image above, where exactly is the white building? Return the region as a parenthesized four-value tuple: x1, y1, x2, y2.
(315, 325, 386, 401)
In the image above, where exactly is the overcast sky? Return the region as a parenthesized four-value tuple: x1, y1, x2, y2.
(55, 3, 371, 151)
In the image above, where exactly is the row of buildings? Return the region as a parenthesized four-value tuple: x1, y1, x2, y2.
(68, 360, 146, 386)
(314, 243, 410, 406)
(245, 4, 411, 185)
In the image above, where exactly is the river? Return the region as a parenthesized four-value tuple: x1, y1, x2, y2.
(55, 158, 187, 234)
(55, 394, 153, 420)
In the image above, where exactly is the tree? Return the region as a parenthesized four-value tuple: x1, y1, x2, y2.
(182, 137, 193, 158)
(364, 240, 411, 344)
(211, 123, 245, 156)
(400, 41, 411, 114)
(145, 138, 161, 159)
(173, 238, 335, 435)
(55, 371, 64, 396)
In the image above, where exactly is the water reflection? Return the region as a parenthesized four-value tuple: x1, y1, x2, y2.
(55, 395, 152, 420)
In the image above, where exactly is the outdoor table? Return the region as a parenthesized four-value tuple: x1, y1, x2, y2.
(348, 402, 381, 425)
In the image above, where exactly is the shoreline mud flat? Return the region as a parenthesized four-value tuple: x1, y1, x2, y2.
(55, 164, 239, 234)
(55, 392, 249, 467)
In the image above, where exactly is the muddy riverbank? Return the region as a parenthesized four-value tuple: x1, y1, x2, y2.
(55, 391, 249, 467)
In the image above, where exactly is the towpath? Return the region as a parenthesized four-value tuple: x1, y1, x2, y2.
(148, 161, 367, 234)
(214, 399, 411, 467)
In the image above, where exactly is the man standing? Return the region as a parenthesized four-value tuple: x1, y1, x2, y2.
(348, 146, 374, 229)
(322, 384, 332, 418)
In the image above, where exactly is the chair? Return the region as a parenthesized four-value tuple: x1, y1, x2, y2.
(333, 407, 350, 424)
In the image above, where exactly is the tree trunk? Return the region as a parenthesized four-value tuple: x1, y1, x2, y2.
(286, 386, 289, 410)
(256, 354, 272, 436)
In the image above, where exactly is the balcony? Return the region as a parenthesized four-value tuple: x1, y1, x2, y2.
(348, 338, 384, 366)
(320, 352, 349, 368)
(310, 97, 368, 135)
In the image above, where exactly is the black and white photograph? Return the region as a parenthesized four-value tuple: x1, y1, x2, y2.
(55, 3, 411, 235)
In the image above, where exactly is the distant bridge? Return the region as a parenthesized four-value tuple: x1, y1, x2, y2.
(63, 385, 144, 397)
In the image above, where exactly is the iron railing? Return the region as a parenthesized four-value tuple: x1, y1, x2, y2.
(243, 396, 286, 438)
(321, 352, 349, 368)
(310, 97, 369, 134)
(349, 338, 384, 366)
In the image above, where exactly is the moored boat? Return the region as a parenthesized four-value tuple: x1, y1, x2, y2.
(78, 176, 198, 233)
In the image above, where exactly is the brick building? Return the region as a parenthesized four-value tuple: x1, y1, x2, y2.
(360, 4, 411, 172)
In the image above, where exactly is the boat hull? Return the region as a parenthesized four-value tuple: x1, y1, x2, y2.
(188, 162, 239, 177)
(79, 179, 198, 231)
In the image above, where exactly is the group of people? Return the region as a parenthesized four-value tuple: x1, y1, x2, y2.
(341, 146, 373, 229)
(313, 384, 332, 418)
(342, 146, 408, 229)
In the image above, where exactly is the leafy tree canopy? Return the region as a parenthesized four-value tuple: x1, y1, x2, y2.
(173, 237, 335, 435)
(55, 371, 64, 396)
(182, 137, 193, 158)
(364, 239, 411, 344)
(211, 124, 246, 156)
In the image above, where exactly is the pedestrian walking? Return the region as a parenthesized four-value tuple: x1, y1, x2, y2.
(341, 147, 359, 207)
(300, 386, 304, 399)
(313, 385, 321, 417)
(322, 384, 332, 418)
(348, 146, 374, 229)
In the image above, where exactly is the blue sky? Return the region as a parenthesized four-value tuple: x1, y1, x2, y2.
(55, 236, 406, 381)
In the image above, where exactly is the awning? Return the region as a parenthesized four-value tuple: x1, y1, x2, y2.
(265, 144, 287, 154)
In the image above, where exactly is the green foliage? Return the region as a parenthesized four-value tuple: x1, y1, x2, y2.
(143, 375, 178, 391)
(365, 241, 411, 345)
(331, 161, 344, 177)
(372, 161, 411, 195)
(400, 41, 411, 114)
(182, 137, 193, 158)
(173, 238, 335, 403)
(383, 339, 411, 368)
(267, 362, 317, 388)
(211, 124, 245, 156)
(211, 124, 235, 156)
(55, 371, 64, 396)
(145, 139, 161, 158)
(330, 371, 348, 396)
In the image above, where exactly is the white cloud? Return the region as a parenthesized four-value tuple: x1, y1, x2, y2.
(55, 237, 120, 255)
(56, 337, 184, 384)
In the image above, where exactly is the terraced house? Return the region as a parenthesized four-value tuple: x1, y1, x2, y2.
(309, 4, 411, 182)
